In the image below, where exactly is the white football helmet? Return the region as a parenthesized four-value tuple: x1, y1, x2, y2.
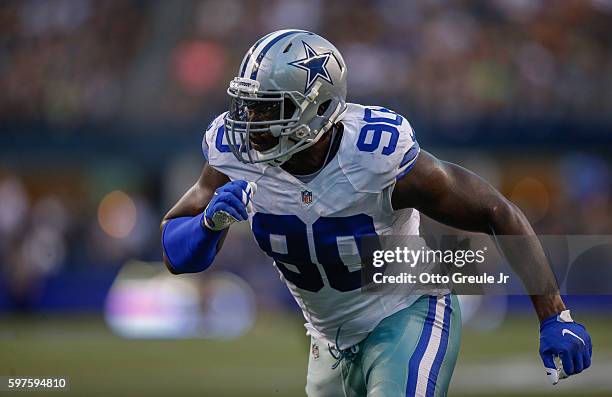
(224, 30, 348, 166)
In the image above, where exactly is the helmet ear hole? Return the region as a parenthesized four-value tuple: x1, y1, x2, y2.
(317, 100, 332, 116)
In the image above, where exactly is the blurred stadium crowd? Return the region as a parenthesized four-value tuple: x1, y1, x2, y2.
(2, 0, 612, 124)
(0, 0, 610, 311)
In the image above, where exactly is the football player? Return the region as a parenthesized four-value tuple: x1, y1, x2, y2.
(161, 30, 592, 396)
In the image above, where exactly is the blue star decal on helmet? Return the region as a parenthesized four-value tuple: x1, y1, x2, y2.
(288, 41, 334, 92)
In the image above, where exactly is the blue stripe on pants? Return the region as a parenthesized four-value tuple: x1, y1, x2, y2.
(426, 294, 452, 397)
(406, 296, 437, 396)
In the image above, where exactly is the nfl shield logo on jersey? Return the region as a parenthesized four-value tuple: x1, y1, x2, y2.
(301, 190, 313, 205)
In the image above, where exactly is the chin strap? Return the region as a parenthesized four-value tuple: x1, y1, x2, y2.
(265, 100, 347, 167)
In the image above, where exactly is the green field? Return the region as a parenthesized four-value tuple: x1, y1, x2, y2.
(0, 312, 610, 396)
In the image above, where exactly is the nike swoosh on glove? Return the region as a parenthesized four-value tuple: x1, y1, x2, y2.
(540, 309, 592, 385)
(204, 180, 257, 231)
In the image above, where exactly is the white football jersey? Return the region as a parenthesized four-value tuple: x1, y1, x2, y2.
(202, 103, 425, 348)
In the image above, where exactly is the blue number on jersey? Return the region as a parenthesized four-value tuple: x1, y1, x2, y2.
(215, 125, 231, 153)
(357, 107, 404, 155)
(252, 213, 378, 292)
(251, 214, 323, 292)
(313, 214, 377, 292)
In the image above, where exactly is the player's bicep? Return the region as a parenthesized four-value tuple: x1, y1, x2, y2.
(391, 150, 506, 233)
(162, 163, 230, 224)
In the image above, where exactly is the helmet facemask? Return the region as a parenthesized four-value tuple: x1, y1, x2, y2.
(224, 77, 332, 166)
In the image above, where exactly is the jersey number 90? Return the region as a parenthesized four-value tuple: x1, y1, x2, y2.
(252, 213, 378, 292)
(356, 107, 405, 155)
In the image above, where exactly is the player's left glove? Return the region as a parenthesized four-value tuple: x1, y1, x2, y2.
(539, 309, 592, 385)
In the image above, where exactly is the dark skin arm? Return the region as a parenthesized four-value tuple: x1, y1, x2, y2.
(160, 163, 230, 274)
(391, 150, 565, 322)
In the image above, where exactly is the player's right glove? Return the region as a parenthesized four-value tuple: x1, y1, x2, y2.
(203, 180, 256, 231)
(539, 309, 592, 385)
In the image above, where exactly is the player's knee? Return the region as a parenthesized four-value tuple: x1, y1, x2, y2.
(306, 375, 344, 397)
(366, 380, 404, 397)
(305, 383, 335, 397)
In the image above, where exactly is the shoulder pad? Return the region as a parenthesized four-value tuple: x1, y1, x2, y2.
(202, 112, 230, 162)
(338, 104, 420, 193)
(201, 112, 265, 180)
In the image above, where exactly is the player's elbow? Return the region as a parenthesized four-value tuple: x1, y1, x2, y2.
(163, 257, 181, 275)
(161, 235, 216, 275)
(488, 197, 531, 235)
(162, 252, 215, 275)
(160, 216, 220, 275)
(160, 220, 182, 275)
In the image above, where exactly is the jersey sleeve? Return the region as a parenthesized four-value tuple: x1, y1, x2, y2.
(201, 125, 211, 161)
(338, 105, 420, 193)
(201, 112, 228, 162)
(200, 112, 266, 181)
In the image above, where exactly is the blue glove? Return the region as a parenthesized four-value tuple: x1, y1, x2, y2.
(204, 180, 256, 231)
(539, 310, 592, 385)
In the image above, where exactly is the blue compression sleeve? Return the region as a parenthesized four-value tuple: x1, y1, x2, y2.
(161, 213, 223, 274)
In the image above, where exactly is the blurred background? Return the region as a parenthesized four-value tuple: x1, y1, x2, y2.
(0, 0, 611, 396)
